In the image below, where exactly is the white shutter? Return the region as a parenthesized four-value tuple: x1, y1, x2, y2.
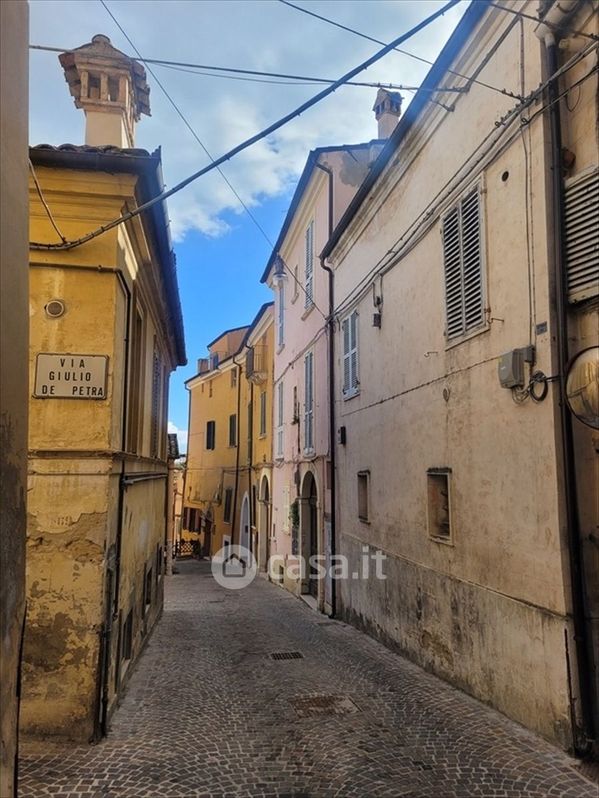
(342, 318, 350, 394)
(350, 311, 358, 390)
(282, 485, 290, 533)
(565, 166, 599, 303)
(305, 221, 314, 309)
(304, 352, 313, 451)
(277, 283, 285, 346)
(276, 381, 284, 457)
(443, 186, 484, 339)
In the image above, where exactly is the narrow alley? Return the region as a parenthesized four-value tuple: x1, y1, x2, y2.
(20, 562, 597, 798)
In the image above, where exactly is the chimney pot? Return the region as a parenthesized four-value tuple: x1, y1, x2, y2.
(373, 88, 402, 139)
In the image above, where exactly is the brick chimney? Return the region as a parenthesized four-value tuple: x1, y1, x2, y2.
(59, 34, 150, 148)
(373, 89, 402, 139)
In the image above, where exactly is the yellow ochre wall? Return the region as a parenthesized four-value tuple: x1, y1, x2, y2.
(23, 161, 173, 740)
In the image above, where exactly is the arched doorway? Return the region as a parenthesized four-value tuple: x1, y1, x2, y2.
(300, 472, 319, 598)
(259, 475, 271, 571)
(240, 493, 250, 553)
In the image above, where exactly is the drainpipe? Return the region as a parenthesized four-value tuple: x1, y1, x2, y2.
(230, 358, 243, 546)
(315, 161, 337, 618)
(248, 379, 254, 553)
(535, 1, 595, 754)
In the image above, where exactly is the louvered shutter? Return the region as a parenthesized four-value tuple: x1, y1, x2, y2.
(277, 284, 285, 346)
(350, 311, 358, 390)
(461, 189, 484, 330)
(276, 381, 284, 457)
(443, 187, 484, 339)
(304, 352, 313, 450)
(342, 318, 350, 394)
(305, 221, 314, 308)
(565, 166, 599, 303)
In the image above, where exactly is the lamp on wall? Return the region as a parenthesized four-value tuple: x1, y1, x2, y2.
(272, 255, 287, 286)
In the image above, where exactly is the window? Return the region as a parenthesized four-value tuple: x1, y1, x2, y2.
(144, 567, 153, 609)
(427, 468, 452, 541)
(231, 368, 237, 389)
(564, 166, 599, 303)
(304, 220, 314, 309)
(247, 401, 253, 459)
(277, 283, 285, 348)
(127, 309, 144, 453)
(209, 380, 213, 398)
(276, 381, 284, 458)
(342, 311, 359, 398)
(206, 420, 216, 450)
(259, 391, 267, 436)
(442, 186, 484, 340)
(304, 351, 314, 452)
(150, 342, 162, 458)
(357, 471, 370, 522)
(122, 610, 133, 661)
(229, 413, 237, 447)
(292, 264, 299, 302)
(223, 488, 233, 523)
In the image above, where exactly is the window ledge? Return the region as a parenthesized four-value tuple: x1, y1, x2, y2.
(301, 304, 315, 320)
(429, 535, 454, 546)
(343, 388, 360, 401)
(258, 433, 267, 440)
(302, 448, 316, 460)
(276, 343, 285, 355)
(444, 322, 489, 351)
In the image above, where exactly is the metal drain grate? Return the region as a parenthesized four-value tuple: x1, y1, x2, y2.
(290, 694, 359, 718)
(269, 651, 304, 661)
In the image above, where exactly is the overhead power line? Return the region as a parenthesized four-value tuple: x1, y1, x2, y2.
(100, 0, 328, 320)
(29, 43, 461, 92)
(487, 2, 599, 42)
(277, 0, 525, 100)
(29, 0, 461, 252)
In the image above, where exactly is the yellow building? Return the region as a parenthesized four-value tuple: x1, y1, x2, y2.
(22, 35, 186, 741)
(183, 304, 273, 567)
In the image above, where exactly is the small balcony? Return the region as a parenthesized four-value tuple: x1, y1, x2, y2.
(246, 346, 268, 384)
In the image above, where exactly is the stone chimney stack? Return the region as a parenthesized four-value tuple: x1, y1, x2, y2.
(373, 89, 402, 139)
(59, 34, 150, 148)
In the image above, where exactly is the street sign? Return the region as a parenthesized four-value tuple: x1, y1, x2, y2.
(34, 353, 108, 399)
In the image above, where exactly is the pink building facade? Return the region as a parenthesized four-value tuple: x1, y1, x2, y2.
(262, 143, 385, 613)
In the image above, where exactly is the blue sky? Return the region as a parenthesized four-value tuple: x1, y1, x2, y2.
(29, 0, 468, 452)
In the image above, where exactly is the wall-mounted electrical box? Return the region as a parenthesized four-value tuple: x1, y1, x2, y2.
(498, 346, 535, 389)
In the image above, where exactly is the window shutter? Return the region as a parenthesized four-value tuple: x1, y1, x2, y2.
(304, 352, 313, 451)
(461, 189, 483, 330)
(276, 381, 284, 457)
(565, 166, 599, 304)
(342, 318, 350, 393)
(150, 345, 162, 458)
(278, 284, 285, 346)
(305, 221, 314, 308)
(350, 311, 358, 390)
(443, 186, 484, 339)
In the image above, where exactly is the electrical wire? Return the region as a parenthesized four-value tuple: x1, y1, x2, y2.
(29, 0, 461, 254)
(488, 2, 599, 43)
(331, 41, 598, 321)
(29, 43, 458, 92)
(29, 159, 67, 243)
(100, 0, 328, 320)
(277, 0, 525, 101)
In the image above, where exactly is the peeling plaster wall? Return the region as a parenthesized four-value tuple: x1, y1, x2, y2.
(329, 5, 596, 748)
(0, 1, 29, 793)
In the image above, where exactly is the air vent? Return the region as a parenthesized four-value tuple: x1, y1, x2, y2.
(565, 166, 599, 304)
(45, 299, 65, 318)
(269, 651, 304, 661)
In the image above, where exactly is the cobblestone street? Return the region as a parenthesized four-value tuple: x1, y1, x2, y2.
(20, 561, 597, 798)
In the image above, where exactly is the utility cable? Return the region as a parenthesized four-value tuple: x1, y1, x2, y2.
(29, 159, 67, 243)
(488, 2, 599, 43)
(29, 44, 461, 92)
(29, 0, 461, 253)
(277, 0, 524, 100)
(100, 0, 328, 319)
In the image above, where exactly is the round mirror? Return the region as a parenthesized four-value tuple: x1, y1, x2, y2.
(565, 346, 599, 429)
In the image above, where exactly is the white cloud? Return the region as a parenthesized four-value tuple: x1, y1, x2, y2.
(29, 0, 467, 241)
(168, 421, 188, 453)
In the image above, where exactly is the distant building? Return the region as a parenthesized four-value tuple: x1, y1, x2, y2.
(321, 0, 598, 752)
(183, 304, 274, 567)
(23, 35, 186, 741)
(1, 1, 29, 792)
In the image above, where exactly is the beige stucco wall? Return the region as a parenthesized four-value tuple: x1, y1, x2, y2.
(0, 1, 29, 792)
(328, 3, 596, 747)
